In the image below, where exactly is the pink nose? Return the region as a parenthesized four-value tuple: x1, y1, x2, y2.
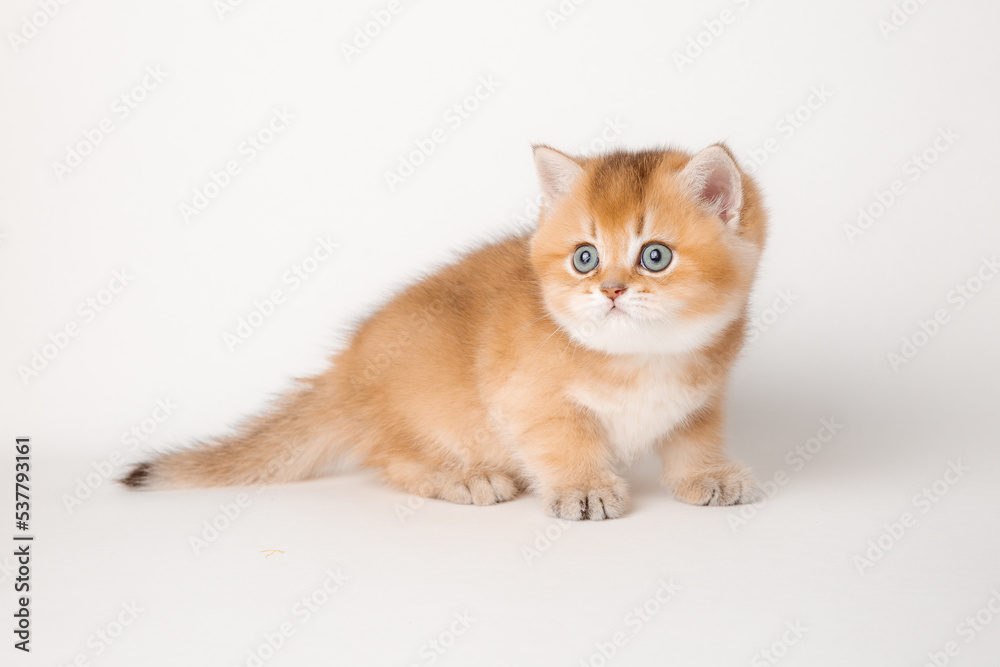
(601, 285, 627, 300)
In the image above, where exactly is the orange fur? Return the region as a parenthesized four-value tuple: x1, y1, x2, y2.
(123, 143, 767, 520)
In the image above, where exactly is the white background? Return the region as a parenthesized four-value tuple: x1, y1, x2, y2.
(3, 0, 1000, 665)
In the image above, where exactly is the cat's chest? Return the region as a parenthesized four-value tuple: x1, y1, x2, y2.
(569, 359, 711, 460)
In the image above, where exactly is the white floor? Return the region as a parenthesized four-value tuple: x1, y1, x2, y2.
(25, 391, 1000, 666)
(4, 0, 1000, 665)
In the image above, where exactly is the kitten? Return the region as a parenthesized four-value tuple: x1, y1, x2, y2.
(123, 143, 767, 520)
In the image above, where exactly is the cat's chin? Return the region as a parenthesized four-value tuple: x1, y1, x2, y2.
(558, 305, 740, 357)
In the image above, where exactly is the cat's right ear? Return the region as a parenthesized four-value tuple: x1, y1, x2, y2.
(533, 145, 584, 208)
(678, 144, 744, 227)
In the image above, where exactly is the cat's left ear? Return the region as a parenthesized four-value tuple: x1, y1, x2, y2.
(679, 144, 743, 226)
(533, 145, 584, 208)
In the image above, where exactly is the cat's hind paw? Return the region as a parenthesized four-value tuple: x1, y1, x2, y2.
(436, 471, 522, 506)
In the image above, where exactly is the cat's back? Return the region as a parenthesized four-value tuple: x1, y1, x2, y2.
(337, 233, 540, 388)
(422, 232, 538, 322)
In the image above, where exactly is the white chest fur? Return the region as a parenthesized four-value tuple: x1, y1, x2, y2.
(568, 355, 712, 462)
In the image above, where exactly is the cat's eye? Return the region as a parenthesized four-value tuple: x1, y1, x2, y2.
(573, 245, 599, 273)
(640, 243, 673, 272)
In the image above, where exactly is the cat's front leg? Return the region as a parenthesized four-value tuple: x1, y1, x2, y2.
(510, 406, 628, 520)
(659, 399, 760, 506)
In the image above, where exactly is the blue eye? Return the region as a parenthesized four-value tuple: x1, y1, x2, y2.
(640, 243, 672, 272)
(573, 245, 599, 273)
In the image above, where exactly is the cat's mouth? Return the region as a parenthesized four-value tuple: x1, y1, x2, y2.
(606, 303, 630, 318)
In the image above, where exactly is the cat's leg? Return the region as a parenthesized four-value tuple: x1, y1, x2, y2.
(508, 405, 628, 520)
(658, 400, 759, 506)
(374, 445, 522, 506)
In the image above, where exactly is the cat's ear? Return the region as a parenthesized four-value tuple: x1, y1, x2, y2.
(533, 145, 584, 207)
(679, 144, 743, 226)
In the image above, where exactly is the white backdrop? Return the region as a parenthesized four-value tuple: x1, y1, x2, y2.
(3, 0, 1000, 665)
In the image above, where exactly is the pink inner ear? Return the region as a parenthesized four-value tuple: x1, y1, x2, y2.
(702, 168, 736, 221)
(703, 172, 729, 204)
(684, 148, 742, 225)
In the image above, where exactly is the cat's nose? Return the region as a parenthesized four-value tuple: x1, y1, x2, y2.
(600, 283, 627, 300)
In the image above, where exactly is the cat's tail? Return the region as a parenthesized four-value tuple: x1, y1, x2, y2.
(120, 380, 348, 491)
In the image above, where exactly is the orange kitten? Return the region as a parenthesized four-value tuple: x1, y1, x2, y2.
(123, 143, 767, 520)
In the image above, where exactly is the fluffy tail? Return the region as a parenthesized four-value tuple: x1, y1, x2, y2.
(121, 381, 347, 490)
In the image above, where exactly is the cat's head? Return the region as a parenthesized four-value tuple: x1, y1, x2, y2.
(529, 144, 766, 356)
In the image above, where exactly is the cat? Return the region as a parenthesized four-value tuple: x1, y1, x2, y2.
(122, 143, 767, 520)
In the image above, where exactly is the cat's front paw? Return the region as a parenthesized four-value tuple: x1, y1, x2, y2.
(672, 464, 759, 506)
(545, 478, 629, 520)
